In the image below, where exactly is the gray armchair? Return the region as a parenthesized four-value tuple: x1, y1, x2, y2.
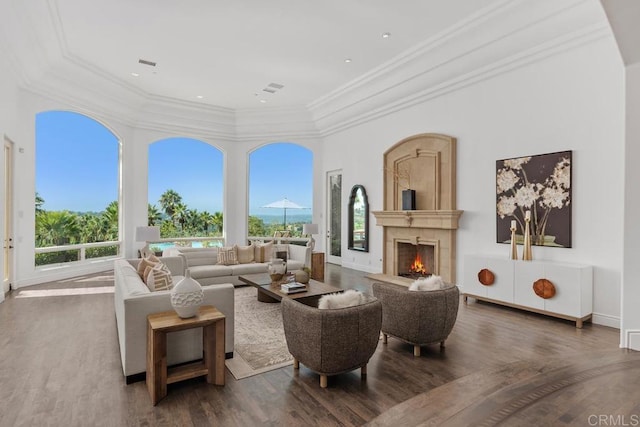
(372, 282, 459, 356)
(281, 295, 382, 388)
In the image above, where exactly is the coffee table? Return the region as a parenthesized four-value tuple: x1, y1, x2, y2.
(238, 273, 342, 304)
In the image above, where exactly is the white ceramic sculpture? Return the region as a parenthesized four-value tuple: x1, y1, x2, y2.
(170, 269, 204, 318)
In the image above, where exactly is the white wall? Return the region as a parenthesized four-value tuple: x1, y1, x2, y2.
(323, 35, 625, 328)
(622, 63, 640, 348)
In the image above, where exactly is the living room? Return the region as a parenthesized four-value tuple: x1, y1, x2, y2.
(1, 0, 639, 425)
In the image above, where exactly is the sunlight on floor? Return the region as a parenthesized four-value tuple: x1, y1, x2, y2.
(15, 286, 114, 298)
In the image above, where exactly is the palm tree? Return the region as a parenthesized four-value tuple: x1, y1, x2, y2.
(148, 204, 162, 226)
(211, 211, 223, 235)
(173, 202, 188, 231)
(199, 211, 214, 234)
(184, 209, 201, 233)
(35, 192, 45, 215)
(159, 189, 182, 219)
(102, 201, 119, 241)
(35, 211, 81, 246)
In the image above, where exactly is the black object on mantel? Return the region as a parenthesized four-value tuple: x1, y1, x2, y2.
(402, 189, 416, 210)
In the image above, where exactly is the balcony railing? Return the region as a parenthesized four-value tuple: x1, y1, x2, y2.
(35, 241, 122, 267)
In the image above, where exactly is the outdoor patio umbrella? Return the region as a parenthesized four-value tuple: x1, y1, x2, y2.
(261, 197, 307, 228)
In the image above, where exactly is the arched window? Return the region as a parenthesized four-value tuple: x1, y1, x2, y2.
(248, 142, 312, 238)
(148, 138, 223, 248)
(35, 111, 120, 266)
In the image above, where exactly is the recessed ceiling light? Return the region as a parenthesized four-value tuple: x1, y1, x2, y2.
(382, 32, 391, 38)
(260, 99, 267, 103)
(196, 95, 204, 99)
(131, 72, 139, 77)
(344, 58, 352, 63)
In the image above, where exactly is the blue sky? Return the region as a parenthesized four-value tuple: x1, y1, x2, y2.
(36, 111, 313, 215)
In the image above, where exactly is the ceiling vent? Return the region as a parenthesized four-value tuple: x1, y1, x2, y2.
(261, 82, 284, 95)
(138, 59, 157, 67)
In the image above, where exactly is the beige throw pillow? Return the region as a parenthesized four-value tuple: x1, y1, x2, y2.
(254, 241, 274, 263)
(218, 246, 239, 265)
(137, 254, 160, 279)
(236, 244, 254, 264)
(143, 261, 173, 291)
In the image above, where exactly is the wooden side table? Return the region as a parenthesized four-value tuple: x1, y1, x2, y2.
(311, 251, 325, 282)
(146, 305, 225, 405)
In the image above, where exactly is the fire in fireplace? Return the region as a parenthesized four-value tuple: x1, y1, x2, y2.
(409, 253, 428, 276)
(397, 242, 434, 279)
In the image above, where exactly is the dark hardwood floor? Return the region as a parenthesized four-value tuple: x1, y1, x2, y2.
(0, 263, 638, 426)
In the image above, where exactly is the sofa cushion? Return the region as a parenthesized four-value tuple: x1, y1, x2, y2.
(286, 259, 304, 271)
(178, 248, 219, 267)
(120, 261, 150, 296)
(189, 264, 233, 279)
(236, 244, 254, 264)
(254, 241, 273, 263)
(143, 261, 174, 291)
(230, 262, 269, 275)
(218, 246, 239, 265)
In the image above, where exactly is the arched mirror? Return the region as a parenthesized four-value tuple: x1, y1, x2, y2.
(348, 185, 369, 252)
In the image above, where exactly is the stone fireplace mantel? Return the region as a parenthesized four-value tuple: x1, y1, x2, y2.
(372, 210, 463, 230)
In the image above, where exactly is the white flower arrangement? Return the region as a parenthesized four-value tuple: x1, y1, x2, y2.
(497, 154, 571, 244)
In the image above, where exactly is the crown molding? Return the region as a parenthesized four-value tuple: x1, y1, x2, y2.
(319, 22, 611, 137)
(309, 0, 609, 136)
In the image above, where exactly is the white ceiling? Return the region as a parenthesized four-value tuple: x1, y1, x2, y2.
(24, 0, 497, 110)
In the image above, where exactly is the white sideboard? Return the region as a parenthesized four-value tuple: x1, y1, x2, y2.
(462, 255, 593, 328)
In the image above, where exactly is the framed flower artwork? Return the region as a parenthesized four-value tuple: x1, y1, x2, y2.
(496, 150, 572, 247)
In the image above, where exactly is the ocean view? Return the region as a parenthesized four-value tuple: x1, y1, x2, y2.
(252, 213, 312, 225)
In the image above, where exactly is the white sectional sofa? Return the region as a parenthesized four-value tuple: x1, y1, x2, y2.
(113, 256, 235, 382)
(171, 243, 311, 286)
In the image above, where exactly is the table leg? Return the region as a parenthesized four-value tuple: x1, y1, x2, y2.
(204, 319, 225, 385)
(147, 325, 167, 405)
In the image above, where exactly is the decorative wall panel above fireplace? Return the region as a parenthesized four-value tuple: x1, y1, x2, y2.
(373, 133, 463, 284)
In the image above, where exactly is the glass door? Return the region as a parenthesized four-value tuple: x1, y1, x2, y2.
(2, 137, 14, 301)
(326, 170, 342, 265)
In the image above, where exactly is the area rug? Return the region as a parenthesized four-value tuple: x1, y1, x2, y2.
(225, 286, 293, 379)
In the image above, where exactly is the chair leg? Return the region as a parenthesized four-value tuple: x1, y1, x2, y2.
(320, 374, 327, 388)
(293, 358, 299, 369)
(361, 364, 367, 377)
(414, 345, 421, 357)
(382, 333, 388, 344)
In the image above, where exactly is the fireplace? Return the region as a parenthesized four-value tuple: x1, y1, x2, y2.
(397, 242, 434, 278)
(372, 133, 463, 284)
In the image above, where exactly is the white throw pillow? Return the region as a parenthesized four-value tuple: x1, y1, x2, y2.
(318, 289, 365, 309)
(409, 275, 445, 291)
